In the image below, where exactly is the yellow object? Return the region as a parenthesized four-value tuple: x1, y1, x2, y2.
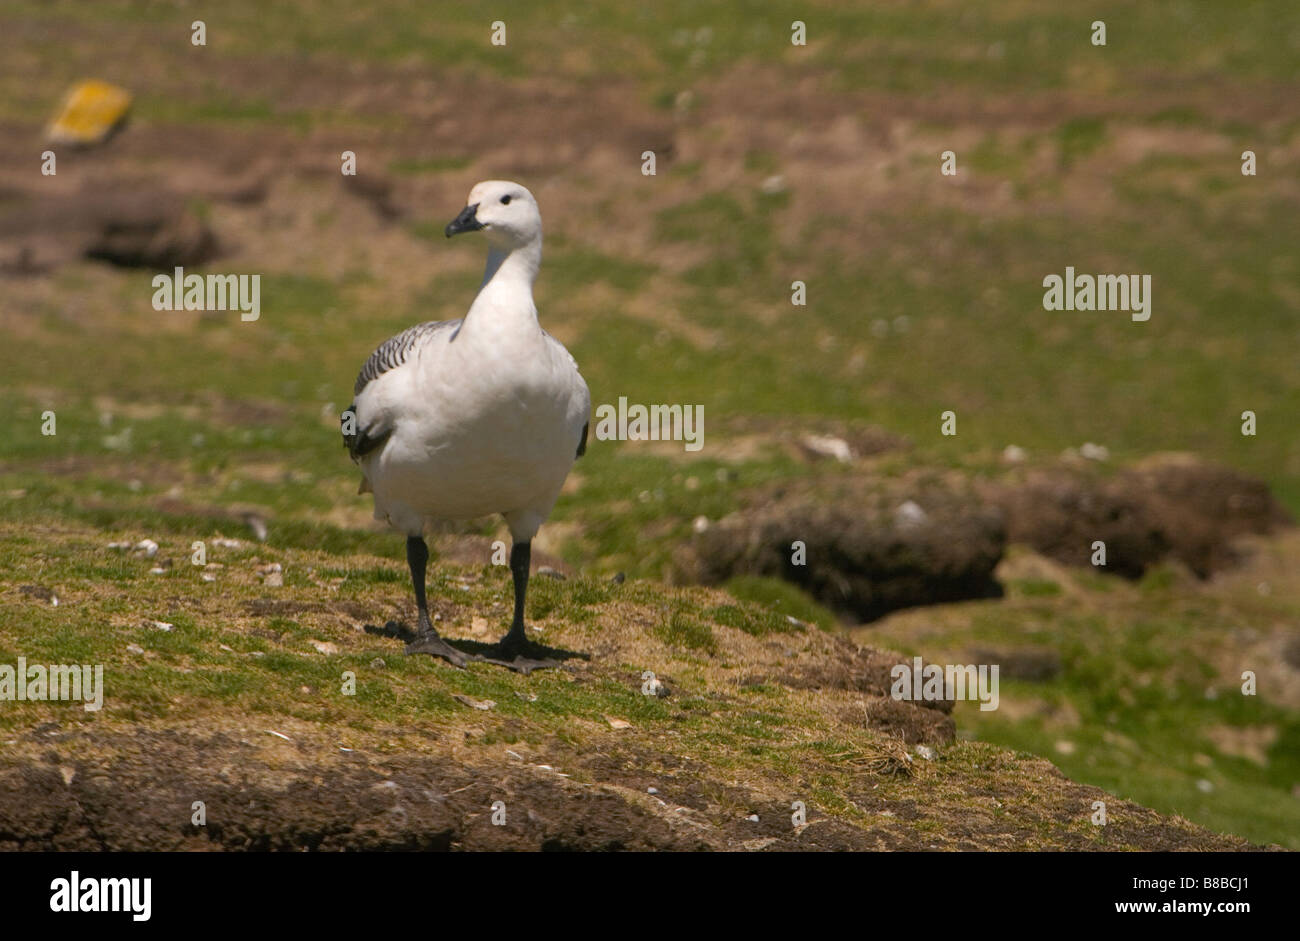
(46, 80, 132, 145)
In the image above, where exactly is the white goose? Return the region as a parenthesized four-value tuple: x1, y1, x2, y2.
(343, 181, 590, 670)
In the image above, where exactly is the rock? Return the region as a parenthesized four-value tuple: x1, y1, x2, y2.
(18, 585, 57, 605)
(799, 435, 853, 463)
(243, 514, 269, 542)
(988, 456, 1291, 579)
(893, 500, 928, 530)
(0, 186, 217, 271)
(46, 80, 131, 145)
(309, 640, 339, 655)
(133, 539, 159, 559)
(678, 484, 1005, 622)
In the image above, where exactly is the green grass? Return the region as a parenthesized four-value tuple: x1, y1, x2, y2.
(0, 0, 1295, 850)
(868, 570, 1300, 849)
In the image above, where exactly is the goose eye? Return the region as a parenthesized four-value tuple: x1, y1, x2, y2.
(500, 195, 512, 205)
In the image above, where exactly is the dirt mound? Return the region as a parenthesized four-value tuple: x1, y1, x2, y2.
(0, 719, 1249, 852)
(0, 186, 218, 272)
(678, 486, 1005, 622)
(676, 457, 1289, 619)
(986, 455, 1291, 579)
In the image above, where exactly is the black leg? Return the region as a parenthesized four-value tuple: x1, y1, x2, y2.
(491, 540, 557, 665)
(402, 534, 466, 667)
(506, 540, 530, 643)
(407, 535, 432, 635)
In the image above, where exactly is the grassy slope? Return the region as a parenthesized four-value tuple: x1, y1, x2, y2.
(0, 520, 1253, 851)
(0, 1, 1297, 846)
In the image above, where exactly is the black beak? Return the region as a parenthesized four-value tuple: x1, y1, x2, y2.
(445, 203, 484, 237)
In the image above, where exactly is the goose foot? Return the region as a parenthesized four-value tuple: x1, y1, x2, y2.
(404, 629, 469, 668)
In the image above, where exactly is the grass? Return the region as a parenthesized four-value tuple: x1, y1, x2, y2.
(864, 546, 1300, 849)
(0, 0, 1296, 849)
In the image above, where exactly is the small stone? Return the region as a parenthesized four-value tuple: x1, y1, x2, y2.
(801, 435, 853, 463)
(894, 500, 928, 530)
(1002, 444, 1027, 463)
(145, 620, 174, 632)
(453, 694, 495, 711)
(134, 539, 159, 558)
(309, 640, 339, 655)
(647, 786, 659, 795)
(126, 644, 145, 655)
(1055, 740, 1076, 755)
(1196, 779, 1214, 794)
(692, 515, 710, 534)
(605, 716, 632, 729)
(745, 814, 759, 823)
(915, 745, 936, 761)
(369, 658, 386, 669)
(1080, 442, 1109, 462)
(244, 514, 269, 542)
(537, 566, 565, 580)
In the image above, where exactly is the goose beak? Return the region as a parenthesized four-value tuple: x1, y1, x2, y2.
(445, 203, 485, 237)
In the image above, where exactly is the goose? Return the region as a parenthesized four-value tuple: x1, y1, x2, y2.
(342, 180, 590, 671)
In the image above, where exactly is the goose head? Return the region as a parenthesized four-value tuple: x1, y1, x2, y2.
(445, 180, 541, 251)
